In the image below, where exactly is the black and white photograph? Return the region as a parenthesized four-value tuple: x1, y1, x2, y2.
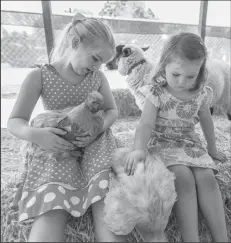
(1, 1, 230, 242)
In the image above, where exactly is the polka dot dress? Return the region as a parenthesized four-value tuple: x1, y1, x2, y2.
(16, 64, 117, 222)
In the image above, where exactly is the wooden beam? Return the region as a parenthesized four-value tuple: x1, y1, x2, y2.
(198, 0, 208, 41)
(2, 10, 230, 39)
(41, 1, 54, 63)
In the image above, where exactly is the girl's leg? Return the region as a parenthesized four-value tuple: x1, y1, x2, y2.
(92, 198, 127, 242)
(168, 165, 200, 242)
(191, 167, 228, 242)
(28, 209, 69, 242)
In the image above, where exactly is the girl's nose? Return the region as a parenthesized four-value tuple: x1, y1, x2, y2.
(178, 77, 186, 85)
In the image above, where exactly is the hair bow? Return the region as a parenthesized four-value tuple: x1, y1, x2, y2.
(72, 13, 86, 25)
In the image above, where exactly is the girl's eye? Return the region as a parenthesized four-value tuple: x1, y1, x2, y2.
(172, 73, 179, 77)
(92, 56, 98, 61)
(188, 76, 194, 79)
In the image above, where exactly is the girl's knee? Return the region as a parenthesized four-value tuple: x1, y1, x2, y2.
(29, 210, 69, 241)
(92, 199, 126, 242)
(169, 165, 196, 194)
(34, 209, 69, 225)
(92, 199, 105, 223)
(192, 168, 218, 191)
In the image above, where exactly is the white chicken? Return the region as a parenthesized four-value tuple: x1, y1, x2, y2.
(104, 147, 177, 242)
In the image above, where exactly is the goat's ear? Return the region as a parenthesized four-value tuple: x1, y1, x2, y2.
(122, 48, 132, 57)
(116, 44, 125, 54)
(142, 46, 150, 52)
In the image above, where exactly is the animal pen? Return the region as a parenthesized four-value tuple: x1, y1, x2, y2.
(1, 1, 231, 242)
(1, 1, 230, 68)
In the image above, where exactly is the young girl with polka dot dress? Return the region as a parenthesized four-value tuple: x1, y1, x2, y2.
(124, 32, 228, 242)
(7, 13, 126, 242)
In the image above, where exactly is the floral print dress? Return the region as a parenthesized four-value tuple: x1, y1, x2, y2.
(15, 64, 117, 222)
(139, 78, 218, 173)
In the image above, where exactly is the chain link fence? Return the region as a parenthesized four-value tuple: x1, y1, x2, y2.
(1, 10, 230, 68)
(1, 26, 48, 68)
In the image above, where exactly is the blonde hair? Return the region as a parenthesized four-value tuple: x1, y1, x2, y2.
(50, 14, 116, 63)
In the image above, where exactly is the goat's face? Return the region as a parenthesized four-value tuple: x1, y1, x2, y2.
(106, 44, 149, 75)
(106, 44, 125, 70)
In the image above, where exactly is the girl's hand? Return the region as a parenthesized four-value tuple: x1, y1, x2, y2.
(73, 131, 99, 147)
(209, 150, 228, 163)
(124, 149, 146, 176)
(32, 127, 75, 152)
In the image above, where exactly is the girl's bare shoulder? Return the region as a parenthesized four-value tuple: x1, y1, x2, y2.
(21, 67, 43, 92)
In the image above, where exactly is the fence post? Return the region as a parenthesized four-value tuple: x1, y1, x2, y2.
(41, 1, 54, 62)
(198, 0, 208, 41)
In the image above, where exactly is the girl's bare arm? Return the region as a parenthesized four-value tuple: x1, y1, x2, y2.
(198, 105, 217, 152)
(134, 98, 158, 151)
(98, 71, 119, 132)
(7, 68, 75, 151)
(7, 68, 43, 142)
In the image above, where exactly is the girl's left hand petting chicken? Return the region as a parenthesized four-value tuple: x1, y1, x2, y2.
(124, 149, 146, 176)
(208, 150, 228, 163)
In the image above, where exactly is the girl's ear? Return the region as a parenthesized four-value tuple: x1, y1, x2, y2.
(72, 36, 80, 50)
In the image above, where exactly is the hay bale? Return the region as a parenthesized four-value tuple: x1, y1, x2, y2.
(112, 89, 141, 118)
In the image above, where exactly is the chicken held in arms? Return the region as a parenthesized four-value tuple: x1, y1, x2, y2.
(21, 91, 105, 160)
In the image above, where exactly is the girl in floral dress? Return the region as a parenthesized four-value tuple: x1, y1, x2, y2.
(7, 13, 126, 242)
(124, 32, 228, 242)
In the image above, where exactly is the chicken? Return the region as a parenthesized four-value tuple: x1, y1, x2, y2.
(104, 147, 177, 242)
(21, 91, 105, 160)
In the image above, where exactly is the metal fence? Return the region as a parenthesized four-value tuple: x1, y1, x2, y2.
(1, 10, 230, 68)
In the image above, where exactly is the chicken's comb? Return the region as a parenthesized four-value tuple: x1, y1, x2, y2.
(72, 13, 86, 25)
